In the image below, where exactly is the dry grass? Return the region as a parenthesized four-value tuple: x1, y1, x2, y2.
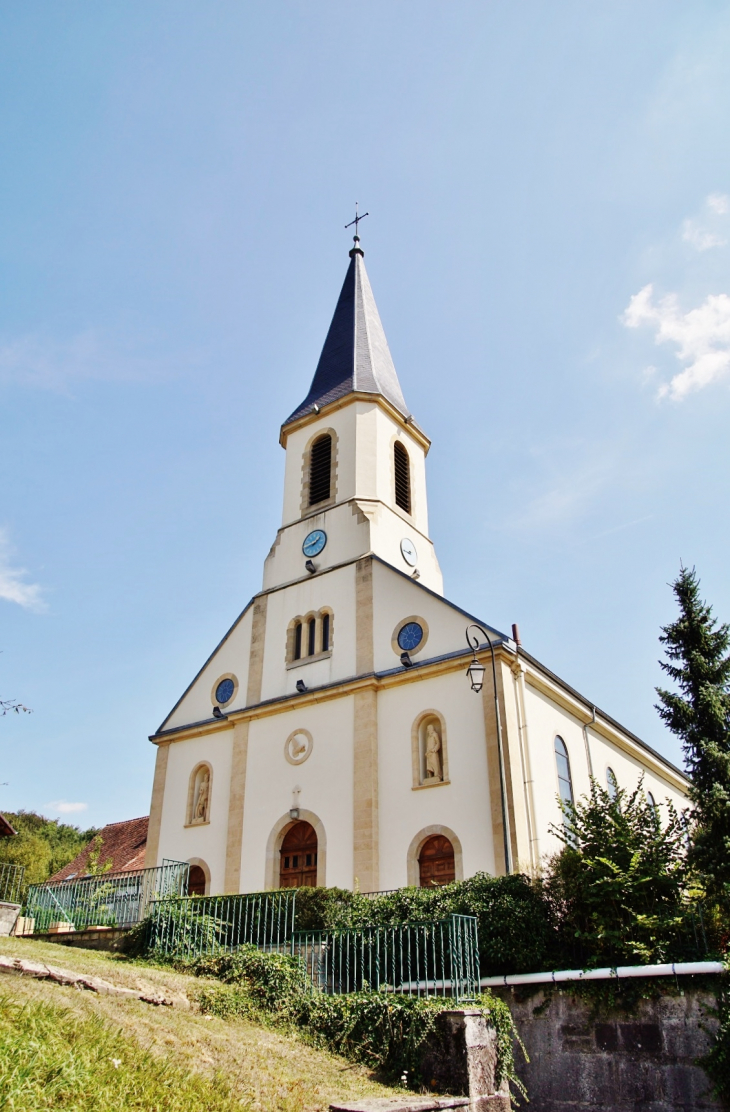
(0, 937, 401, 1111)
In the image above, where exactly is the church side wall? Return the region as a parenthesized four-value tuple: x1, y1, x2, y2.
(521, 684, 687, 862)
(154, 727, 234, 894)
(377, 670, 497, 888)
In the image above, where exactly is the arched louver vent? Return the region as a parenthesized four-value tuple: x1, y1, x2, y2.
(308, 435, 332, 506)
(394, 442, 411, 513)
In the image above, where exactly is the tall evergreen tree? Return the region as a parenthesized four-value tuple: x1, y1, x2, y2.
(656, 566, 730, 907)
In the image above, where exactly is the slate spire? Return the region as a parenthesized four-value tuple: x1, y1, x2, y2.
(284, 236, 409, 426)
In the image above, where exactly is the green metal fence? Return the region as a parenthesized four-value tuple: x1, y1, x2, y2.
(0, 862, 24, 905)
(292, 914, 480, 1001)
(143, 890, 298, 958)
(21, 860, 189, 934)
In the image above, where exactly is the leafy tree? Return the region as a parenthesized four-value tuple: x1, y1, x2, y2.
(0, 811, 99, 903)
(656, 566, 730, 908)
(548, 780, 691, 966)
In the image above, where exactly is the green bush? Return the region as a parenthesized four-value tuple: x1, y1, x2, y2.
(181, 943, 523, 1095)
(548, 778, 713, 966)
(293, 872, 556, 975)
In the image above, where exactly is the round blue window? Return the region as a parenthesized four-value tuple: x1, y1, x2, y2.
(397, 622, 424, 652)
(215, 678, 235, 705)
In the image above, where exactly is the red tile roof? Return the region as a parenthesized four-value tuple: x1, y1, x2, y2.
(49, 816, 149, 882)
(0, 813, 17, 837)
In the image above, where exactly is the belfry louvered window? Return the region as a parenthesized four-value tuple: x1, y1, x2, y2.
(394, 442, 411, 513)
(308, 435, 332, 506)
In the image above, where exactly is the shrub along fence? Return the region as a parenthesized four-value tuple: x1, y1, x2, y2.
(20, 860, 189, 934)
(0, 863, 24, 905)
(142, 890, 298, 958)
(140, 891, 480, 1002)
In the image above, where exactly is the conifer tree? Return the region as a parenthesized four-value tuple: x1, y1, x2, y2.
(656, 566, 730, 907)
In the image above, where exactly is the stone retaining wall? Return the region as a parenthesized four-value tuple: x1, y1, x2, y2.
(493, 983, 723, 1112)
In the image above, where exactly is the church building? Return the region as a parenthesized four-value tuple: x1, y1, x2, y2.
(144, 232, 687, 897)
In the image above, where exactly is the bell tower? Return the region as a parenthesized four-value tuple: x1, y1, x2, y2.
(263, 235, 443, 594)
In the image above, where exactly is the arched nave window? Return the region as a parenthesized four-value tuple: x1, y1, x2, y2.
(309, 434, 332, 506)
(393, 441, 411, 513)
(606, 767, 618, 800)
(554, 736, 573, 808)
(647, 790, 657, 810)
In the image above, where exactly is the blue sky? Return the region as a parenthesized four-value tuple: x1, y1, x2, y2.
(1, 2, 729, 828)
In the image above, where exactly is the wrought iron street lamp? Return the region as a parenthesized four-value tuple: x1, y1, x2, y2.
(465, 624, 513, 875)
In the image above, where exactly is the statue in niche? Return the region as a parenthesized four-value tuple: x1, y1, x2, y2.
(424, 722, 443, 782)
(193, 770, 210, 823)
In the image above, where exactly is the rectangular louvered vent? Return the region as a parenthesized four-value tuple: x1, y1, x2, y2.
(309, 436, 332, 505)
(394, 442, 411, 513)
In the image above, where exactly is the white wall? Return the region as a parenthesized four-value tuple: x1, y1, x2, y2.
(239, 697, 356, 891)
(378, 669, 496, 887)
(156, 728, 234, 893)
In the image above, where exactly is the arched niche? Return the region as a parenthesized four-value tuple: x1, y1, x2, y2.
(411, 710, 450, 789)
(406, 825, 464, 887)
(186, 762, 213, 826)
(264, 809, 327, 889)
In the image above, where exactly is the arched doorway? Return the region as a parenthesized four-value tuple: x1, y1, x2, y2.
(418, 834, 455, 887)
(279, 821, 318, 888)
(187, 864, 207, 896)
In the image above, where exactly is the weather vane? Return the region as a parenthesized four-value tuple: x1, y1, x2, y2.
(345, 202, 369, 239)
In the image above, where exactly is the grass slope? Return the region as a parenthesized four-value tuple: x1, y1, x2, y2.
(0, 938, 400, 1112)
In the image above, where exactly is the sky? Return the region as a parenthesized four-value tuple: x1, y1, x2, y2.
(1, 1, 729, 829)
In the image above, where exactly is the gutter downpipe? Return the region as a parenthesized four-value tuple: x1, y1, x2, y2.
(481, 960, 725, 987)
(583, 705, 596, 781)
(510, 646, 539, 871)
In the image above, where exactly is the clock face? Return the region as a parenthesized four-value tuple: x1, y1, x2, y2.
(400, 537, 418, 566)
(398, 622, 424, 651)
(302, 529, 327, 558)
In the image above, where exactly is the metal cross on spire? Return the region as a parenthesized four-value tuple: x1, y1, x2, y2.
(345, 202, 369, 239)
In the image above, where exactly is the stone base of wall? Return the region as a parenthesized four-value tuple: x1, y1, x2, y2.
(493, 984, 722, 1112)
(28, 927, 131, 952)
(330, 1009, 512, 1112)
(0, 902, 21, 936)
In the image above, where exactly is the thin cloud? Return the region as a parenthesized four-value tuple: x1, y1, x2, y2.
(45, 801, 88, 815)
(707, 193, 730, 215)
(681, 193, 729, 251)
(0, 329, 183, 392)
(0, 530, 45, 612)
(682, 222, 726, 251)
(622, 284, 730, 400)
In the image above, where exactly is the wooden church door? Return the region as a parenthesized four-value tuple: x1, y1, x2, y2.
(279, 821, 318, 888)
(187, 865, 206, 896)
(418, 835, 455, 887)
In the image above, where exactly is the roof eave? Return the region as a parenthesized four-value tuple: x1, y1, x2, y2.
(279, 391, 430, 453)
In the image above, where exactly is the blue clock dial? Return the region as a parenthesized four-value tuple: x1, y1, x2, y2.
(397, 622, 424, 651)
(302, 529, 327, 558)
(215, 678, 235, 705)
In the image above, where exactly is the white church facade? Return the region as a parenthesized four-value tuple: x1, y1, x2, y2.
(144, 234, 688, 897)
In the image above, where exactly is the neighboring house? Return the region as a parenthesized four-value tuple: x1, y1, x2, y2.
(49, 816, 148, 882)
(144, 234, 688, 898)
(0, 814, 17, 837)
